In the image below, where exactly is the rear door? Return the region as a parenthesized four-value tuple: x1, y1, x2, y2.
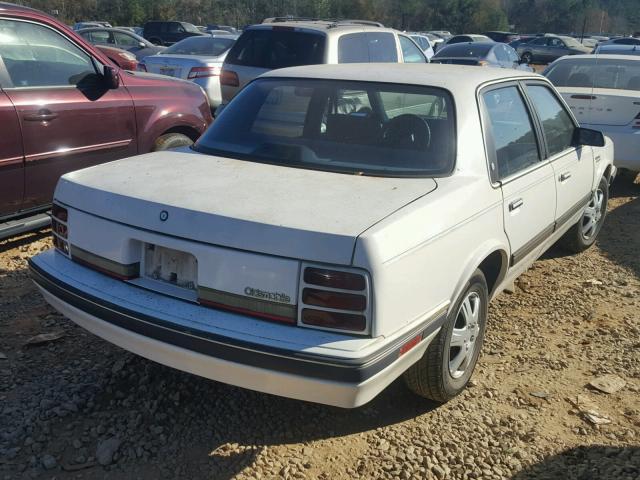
(525, 82, 593, 228)
(480, 83, 556, 267)
(587, 57, 640, 126)
(0, 89, 24, 217)
(0, 17, 137, 210)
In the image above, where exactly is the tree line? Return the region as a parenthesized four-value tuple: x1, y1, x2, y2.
(17, 0, 640, 35)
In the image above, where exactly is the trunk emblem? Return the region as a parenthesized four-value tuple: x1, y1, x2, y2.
(159, 210, 169, 221)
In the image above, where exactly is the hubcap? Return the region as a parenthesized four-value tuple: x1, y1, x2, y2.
(449, 292, 481, 379)
(581, 189, 605, 240)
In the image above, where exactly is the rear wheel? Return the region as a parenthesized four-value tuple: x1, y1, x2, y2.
(403, 270, 487, 403)
(558, 176, 608, 253)
(152, 133, 193, 151)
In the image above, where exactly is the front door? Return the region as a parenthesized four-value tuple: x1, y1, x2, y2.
(481, 83, 556, 266)
(0, 18, 137, 210)
(0, 89, 24, 217)
(525, 83, 593, 227)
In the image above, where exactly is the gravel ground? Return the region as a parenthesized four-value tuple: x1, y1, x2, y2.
(0, 179, 638, 480)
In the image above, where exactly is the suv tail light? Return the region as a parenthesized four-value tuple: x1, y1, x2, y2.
(51, 203, 70, 257)
(299, 265, 371, 335)
(633, 111, 640, 130)
(188, 66, 221, 79)
(220, 69, 239, 87)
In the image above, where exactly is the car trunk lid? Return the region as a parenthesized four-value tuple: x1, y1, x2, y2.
(55, 151, 437, 265)
(143, 54, 225, 80)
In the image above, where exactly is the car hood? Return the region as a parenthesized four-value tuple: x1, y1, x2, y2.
(54, 151, 437, 265)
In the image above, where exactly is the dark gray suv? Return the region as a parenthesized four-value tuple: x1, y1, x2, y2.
(142, 21, 205, 46)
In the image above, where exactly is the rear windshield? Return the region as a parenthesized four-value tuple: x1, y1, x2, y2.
(194, 78, 456, 177)
(225, 29, 325, 69)
(162, 36, 235, 56)
(545, 58, 640, 91)
(434, 43, 493, 58)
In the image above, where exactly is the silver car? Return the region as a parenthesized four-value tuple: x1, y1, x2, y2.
(140, 35, 238, 109)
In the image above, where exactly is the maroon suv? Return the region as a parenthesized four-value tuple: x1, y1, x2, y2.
(0, 3, 213, 238)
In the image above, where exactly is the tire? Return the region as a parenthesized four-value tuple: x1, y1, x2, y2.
(558, 176, 609, 253)
(152, 133, 194, 151)
(149, 38, 162, 46)
(615, 168, 638, 184)
(521, 52, 533, 64)
(403, 269, 488, 403)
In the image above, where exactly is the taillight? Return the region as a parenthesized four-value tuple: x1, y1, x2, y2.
(299, 265, 370, 335)
(51, 203, 70, 257)
(188, 66, 221, 79)
(633, 111, 640, 130)
(220, 69, 239, 87)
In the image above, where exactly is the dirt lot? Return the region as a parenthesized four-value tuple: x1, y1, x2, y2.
(0, 180, 638, 480)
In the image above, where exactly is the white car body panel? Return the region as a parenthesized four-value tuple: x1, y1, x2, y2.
(30, 64, 615, 407)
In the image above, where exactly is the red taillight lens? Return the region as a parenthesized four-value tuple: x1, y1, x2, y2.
(51, 203, 68, 222)
(220, 69, 239, 87)
(301, 309, 366, 332)
(188, 66, 221, 79)
(304, 268, 366, 291)
(302, 288, 366, 311)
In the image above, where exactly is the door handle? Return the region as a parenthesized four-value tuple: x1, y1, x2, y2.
(24, 109, 58, 122)
(509, 198, 524, 211)
(560, 172, 572, 182)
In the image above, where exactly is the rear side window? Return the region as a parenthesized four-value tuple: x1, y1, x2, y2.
(338, 33, 398, 63)
(526, 85, 575, 156)
(482, 86, 540, 179)
(399, 36, 426, 63)
(226, 29, 326, 69)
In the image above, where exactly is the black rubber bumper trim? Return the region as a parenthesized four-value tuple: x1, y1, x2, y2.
(29, 259, 447, 384)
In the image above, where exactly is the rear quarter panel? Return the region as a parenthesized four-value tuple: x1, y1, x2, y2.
(353, 176, 508, 338)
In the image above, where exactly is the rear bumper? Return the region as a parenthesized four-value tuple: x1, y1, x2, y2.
(29, 251, 446, 408)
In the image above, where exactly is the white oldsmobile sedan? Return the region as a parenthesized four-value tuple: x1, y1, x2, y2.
(30, 64, 614, 408)
(544, 54, 640, 175)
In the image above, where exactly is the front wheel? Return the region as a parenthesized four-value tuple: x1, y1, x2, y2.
(521, 52, 533, 64)
(558, 176, 608, 253)
(152, 133, 193, 151)
(403, 270, 488, 403)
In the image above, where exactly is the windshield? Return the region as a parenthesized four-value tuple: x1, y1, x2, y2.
(162, 36, 235, 56)
(183, 23, 201, 34)
(561, 36, 582, 48)
(546, 58, 640, 91)
(194, 78, 456, 177)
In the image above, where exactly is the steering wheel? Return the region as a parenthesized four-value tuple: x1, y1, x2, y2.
(382, 114, 431, 150)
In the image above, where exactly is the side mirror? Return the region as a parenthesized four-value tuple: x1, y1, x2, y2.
(103, 65, 120, 89)
(574, 127, 605, 147)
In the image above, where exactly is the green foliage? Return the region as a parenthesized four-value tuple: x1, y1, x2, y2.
(16, 0, 640, 33)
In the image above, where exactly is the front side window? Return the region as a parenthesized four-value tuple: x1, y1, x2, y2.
(194, 78, 456, 177)
(114, 32, 140, 47)
(526, 85, 575, 156)
(482, 86, 540, 179)
(226, 29, 326, 69)
(168, 23, 185, 33)
(338, 32, 398, 63)
(0, 19, 96, 88)
(399, 35, 427, 63)
(89, 30, 113, 44)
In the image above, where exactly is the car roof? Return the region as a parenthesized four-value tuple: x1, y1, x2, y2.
(245, 21, 397, 35)
(261, 63, 540, 89)
(554, 53, 640, 61)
